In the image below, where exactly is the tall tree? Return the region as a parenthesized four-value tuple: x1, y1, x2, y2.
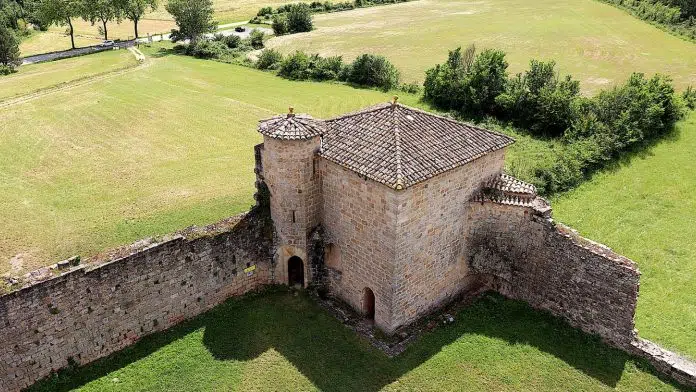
(0, 24, 21, 69)
(115, 0, 157, 38)
(165, 0, 215, 42)
(82, 0, 119, 39)
(35, 0, 81, 48)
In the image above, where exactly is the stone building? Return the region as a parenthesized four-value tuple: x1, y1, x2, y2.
(256, 99, 628, 334)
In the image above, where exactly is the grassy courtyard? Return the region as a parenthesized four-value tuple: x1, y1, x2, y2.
(28, 289, 686, 391)
(267, 0, 696, 93)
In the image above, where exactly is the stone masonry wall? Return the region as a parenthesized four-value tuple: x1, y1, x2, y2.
(391, 149, 506, 329)
(467, 201, 640, 347)
(0, 212, 273, 392)
(319, 159, 399, 331)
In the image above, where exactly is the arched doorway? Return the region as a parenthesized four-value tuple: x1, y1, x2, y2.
(362, 287, 375, 320)
(288, 256, 304, 287)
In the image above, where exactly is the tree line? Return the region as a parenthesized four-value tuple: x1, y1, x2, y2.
(1, 0, 158, 49)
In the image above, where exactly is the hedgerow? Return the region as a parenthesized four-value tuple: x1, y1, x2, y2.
(424, 45, 689, 194)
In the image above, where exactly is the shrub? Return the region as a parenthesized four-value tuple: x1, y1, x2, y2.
(257, 6, 273, 16)
(256, 48, 283, 69)
(222, 34, 241, 49)
(346, 53, 400, 91)
(287, 3, 314, 33)
(272, 16, 288, 35)
(399, 81, 421, 94)
(423, 45, 508, 116)
(495, 60, 580, 136)
(0, 63, 15, 75)
(683, 86, 696, 110)
(187, 39, 229, 59)
(279, 50, 311, 80)
(311, 55, 344, 80)
(249, 29, 265, 49)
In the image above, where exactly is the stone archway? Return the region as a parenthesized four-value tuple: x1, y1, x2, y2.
(288, 256, 305, 288)
(362, 287, 375, 320)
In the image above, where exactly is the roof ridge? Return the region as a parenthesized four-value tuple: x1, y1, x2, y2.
(393, 104, 404, 190)
(396, 104, 515, 142)
(324, 102, 392, 122)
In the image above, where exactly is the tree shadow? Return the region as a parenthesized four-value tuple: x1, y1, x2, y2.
(28, 289, 689, 392)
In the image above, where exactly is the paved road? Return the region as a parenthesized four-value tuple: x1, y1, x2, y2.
(21, 40, 135, 65)
(138, 26, 272, 44)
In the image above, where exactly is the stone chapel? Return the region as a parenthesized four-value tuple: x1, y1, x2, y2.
(253, 99, 639, 339)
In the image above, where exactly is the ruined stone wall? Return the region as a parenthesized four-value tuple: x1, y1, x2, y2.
(390, 149, 506, 329)
(467, 202, 640, 347)
(319, 159, 399, 331)
(0, 213, 272, 392)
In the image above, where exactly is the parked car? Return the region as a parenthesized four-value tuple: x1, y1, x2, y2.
(100, 40, 115, 47)
(235, 26, 246, 32)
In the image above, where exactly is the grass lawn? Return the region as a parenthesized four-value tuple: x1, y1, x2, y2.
(27, 289, 687, 392)
(0, 46, 422, 276)
(552, 111, 696, 360)
(267, 0, 696, 94)
(0, 50, 138, 102)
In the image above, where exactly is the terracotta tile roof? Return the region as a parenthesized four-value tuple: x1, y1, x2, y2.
(472, 174, 549, 211)
(319, 103, 515, 189)
(258, 111, 326, 140)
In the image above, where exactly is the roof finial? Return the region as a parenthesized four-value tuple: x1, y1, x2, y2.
(287, 106, 295, 118)
(391, 95, 399, 106)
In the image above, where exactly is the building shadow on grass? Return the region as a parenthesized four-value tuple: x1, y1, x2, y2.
(27, 289, 688, 392)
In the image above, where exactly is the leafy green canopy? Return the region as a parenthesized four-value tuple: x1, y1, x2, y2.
(166, 0, 216, 42)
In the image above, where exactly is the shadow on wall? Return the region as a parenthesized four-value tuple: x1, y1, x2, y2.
(27, 289, 685, 392)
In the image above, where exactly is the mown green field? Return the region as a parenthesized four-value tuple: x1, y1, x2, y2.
(552, 111, 696, 361)
(28, 289, 686, 392)
(0, 48, 421, 276)
(0, 50, 137, 101)
(268, 0, 696, 93)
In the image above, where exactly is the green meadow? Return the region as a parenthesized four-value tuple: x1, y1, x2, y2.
(268, 0, 696, 93)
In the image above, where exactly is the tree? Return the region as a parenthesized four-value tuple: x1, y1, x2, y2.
(115, 0, 157, 38)
(81, 0, 119, 39)
(286, 3, 312, 33)
(165, 0, 215, 42)
(35, 0, 81, 48)
(0, 24, 21, 71)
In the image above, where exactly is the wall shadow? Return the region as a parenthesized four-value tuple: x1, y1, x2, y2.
(27, 289, 688, 392)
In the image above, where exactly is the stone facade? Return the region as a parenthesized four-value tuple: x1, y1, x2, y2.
(0, 213, 272, 392)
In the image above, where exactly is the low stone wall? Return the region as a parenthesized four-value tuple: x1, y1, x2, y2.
(467, 201, 640, 348)
(0, 212, 273, 392)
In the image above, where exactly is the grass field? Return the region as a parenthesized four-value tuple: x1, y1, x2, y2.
(268, 0, 696, 93)
(552, 111, 696, 360)
(27, 289, 686, 392)
(0, 47, 421, 276)
(0, 50, 137, 101)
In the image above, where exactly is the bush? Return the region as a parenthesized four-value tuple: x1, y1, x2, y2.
(495, 60, 580, 136)
(286, 3, 314, 33)
(256, 48, 283, 69)
(424, 46, 508, 116)
(0, 63, 16, 75)
(345, 53, 400, 91)
(279, 50, 311, 80)
(249, 29, 265, 49)
(311, 55, 344, 80)
(683, 86, 696, 110)
(222, 34, 241, 48)
(257, 6, 273, 16)
(399, 81, 421, 94)
(187, 39, 230, 59)
(272, 16, 288, 35)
